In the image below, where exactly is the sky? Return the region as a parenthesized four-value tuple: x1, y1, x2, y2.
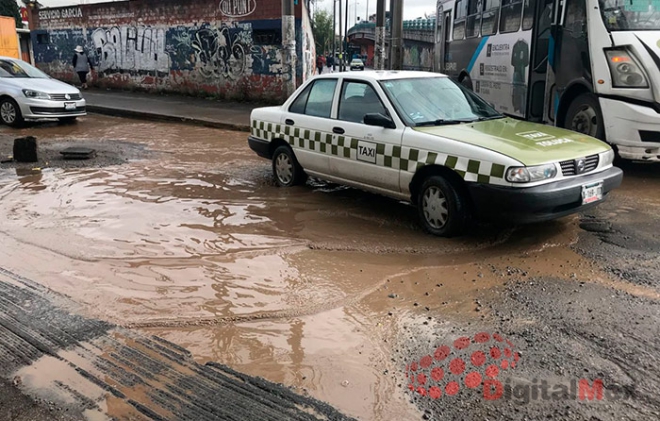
(32, 0, 438, 22)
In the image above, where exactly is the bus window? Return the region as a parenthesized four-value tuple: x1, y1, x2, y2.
(481, 0, 501, 36)
(453, 0, 467, 40)
(533, 0, 553, 71)
(522, 0, 534, 30)
(564, 0, 587, 35)
(466, 0, 480, 38)
(500, 0, 523, 33)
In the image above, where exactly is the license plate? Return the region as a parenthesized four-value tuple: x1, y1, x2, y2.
(64, 102, 76, 110)
(581, 181, 603, 205)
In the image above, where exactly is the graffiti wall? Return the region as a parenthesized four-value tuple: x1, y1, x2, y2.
(31, 0, 315, 102)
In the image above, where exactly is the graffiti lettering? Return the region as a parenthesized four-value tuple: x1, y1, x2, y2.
(219, 0, 257, 18)
(92, 26, 170, 75)
(191, 26, 248, 79)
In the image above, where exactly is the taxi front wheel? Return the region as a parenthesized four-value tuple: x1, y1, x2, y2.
(272, 145, 307, 187)
(417, 175, 468, 237)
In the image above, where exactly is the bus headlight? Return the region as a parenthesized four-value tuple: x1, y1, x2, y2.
(605, 49, 649, 88)
(506, 164, 557, 183)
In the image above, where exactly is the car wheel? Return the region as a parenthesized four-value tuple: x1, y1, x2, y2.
(564, 93, 605, 140)
(58, 117, 78, 124)
(0, 98, 24, 127)
(272, 145, 307, 187)
(417, 175, 469, 237)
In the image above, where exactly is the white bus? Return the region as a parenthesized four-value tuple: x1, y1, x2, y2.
(435, 0, 660, 161)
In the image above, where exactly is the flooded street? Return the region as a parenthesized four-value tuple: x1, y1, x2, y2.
(1, 115, 660, 421)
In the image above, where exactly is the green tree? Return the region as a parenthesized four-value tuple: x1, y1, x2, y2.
(313, 9, 333, 54)
(0, 0, 22, 28)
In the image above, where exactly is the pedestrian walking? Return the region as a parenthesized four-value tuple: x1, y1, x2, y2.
(326, 54, 334, 73)
(72, 46, 94, 89)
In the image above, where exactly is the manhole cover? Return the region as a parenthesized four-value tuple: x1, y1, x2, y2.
(60, 147, 97, 160)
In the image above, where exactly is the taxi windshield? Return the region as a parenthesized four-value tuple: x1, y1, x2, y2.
(599, 0, 660, 31)
(379, 77, 503, 126)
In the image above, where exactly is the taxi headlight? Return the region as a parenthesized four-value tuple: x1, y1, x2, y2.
(601, 149, 615, 166)
(506, 163, 557, 183)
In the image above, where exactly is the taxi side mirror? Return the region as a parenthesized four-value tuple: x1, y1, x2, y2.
(364, 113, 395, 129)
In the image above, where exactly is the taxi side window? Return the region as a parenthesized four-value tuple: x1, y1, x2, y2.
(338, 81, 387, 124)
(305, 79, 337, 118)
(289, 80, 337, 117)
(289, 84, 312, 114)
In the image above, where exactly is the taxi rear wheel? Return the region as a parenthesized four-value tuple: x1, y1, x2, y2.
(417, 175, 468, 237)
(272, 145, 307, 187)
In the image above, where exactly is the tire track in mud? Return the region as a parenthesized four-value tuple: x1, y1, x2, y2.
(0, 267, 354, 421)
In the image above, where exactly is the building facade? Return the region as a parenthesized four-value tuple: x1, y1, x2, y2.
(30, 0, 316, 102)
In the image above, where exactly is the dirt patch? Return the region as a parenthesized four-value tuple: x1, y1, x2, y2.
(0, 132, 149, 170)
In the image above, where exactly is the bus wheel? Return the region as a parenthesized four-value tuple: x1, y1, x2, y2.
(460, 75, 473, 91)
(564, 93, 604, 140)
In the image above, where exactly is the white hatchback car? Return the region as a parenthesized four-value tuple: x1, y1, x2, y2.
(248, 71, 622, 236)
(0, 56, 86, 127)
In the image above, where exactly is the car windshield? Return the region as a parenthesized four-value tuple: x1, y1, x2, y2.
(379, 77, 503, 126)
(599, 0, 660, 31)
(0, 60, 50, 78)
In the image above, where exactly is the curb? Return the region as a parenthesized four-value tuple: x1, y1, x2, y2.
(86, 105, 251, 132)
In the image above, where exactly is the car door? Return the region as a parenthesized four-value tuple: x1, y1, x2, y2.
(328, 79, 404, 191)
(281, 78, 339, 175)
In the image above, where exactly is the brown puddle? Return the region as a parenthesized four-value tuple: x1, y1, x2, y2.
(2, 116, 659, 420)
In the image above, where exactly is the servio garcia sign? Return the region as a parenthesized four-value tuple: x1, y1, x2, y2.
(219, 0, 257, 18)
(38, 7, 83, 21)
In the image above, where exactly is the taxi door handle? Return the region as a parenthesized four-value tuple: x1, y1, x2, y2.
(285, 119, 295, 125)
(333, 127, 345, 134)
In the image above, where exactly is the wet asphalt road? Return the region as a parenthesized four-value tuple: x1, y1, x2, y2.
(0, 115, 659, 421)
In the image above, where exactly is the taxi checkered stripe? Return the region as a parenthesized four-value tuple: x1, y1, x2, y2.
(251, 120, 508, 185)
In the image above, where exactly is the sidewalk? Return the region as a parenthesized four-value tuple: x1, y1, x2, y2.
(83, 89, 257, 132)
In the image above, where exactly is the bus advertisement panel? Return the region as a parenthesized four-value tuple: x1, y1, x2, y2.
(467, 32, 533, 118)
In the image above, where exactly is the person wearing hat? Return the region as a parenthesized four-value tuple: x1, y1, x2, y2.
(72, 45, 94, 89)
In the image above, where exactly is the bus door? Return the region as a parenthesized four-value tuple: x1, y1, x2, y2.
(528, 0, 555, 123)
(550, 0, 591, 125)
(435, 8, 452, 73)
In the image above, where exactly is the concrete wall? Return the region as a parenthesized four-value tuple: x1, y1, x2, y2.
(31, 0, 315, 102)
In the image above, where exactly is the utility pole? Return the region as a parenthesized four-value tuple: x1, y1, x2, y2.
(338, 0, 343, 71)
(344, 0, 349, 70)
(332, 0, 337, 68)
(390, 0, 403, 70)
(282, 0, 297, 96)
(374, 0, 386, 70)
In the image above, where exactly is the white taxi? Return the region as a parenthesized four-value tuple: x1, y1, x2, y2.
(248, 71, 623, 236)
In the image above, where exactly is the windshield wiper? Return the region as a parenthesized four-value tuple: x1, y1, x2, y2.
(415, 118, 475, 127)
(476, 115, 505, 121)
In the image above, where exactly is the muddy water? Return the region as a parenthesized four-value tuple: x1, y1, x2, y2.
(1, 116, 659, 420)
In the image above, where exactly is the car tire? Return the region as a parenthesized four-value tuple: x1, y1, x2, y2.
(272, 145, 307, 187)
(564, 93, 605, 140)
(417, 175, 469, 237)
(0, 98, 24, 127)
(58, 117, 78, 124)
